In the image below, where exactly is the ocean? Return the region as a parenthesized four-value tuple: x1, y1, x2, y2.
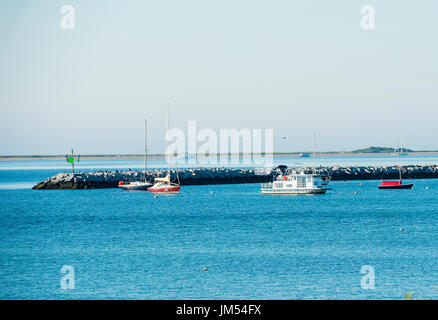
(0, 156, 437, 299)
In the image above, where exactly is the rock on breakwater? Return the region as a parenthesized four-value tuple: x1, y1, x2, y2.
(324, 164, 438, 181)
(32, 165, 438, 189)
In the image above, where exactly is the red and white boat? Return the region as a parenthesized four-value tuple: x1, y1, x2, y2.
(148, 103, 181, 194)
(148, 174, 180, 194)
(379, 142, 413, 190)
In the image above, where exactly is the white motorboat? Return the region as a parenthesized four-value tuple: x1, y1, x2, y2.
(262, 133, 329, 195)
(261, 172, 328, 195)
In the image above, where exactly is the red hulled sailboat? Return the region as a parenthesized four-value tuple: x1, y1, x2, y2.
(147, 174, 180, 194)
(148, 103, 181, 194)
(379, 143, 413, 190)
(378, 180, 413, 190)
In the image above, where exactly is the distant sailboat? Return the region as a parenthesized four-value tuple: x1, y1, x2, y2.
(148, 103, 181, 194)
(118, 120, 153, 191)
(379, 142, 413, 190)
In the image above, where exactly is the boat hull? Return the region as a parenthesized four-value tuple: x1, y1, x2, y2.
(148, 185, 181, 194)
(261, 188, 328, 195)
(118, 183, 152, 191)
(378, 183, 413, 190)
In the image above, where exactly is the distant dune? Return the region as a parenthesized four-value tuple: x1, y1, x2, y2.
(351, 146, 416, 153)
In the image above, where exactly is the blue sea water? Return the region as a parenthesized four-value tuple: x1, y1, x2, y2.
(0, 158, 437, 300)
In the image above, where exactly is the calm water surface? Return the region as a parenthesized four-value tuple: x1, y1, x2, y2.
(0, 159, 437, 299)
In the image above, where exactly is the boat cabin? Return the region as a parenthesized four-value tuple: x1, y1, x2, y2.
(273, 173, 324, 189)
(380, 180, 402, 186)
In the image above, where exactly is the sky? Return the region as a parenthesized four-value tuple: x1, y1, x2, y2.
(0, 0, 437, 155)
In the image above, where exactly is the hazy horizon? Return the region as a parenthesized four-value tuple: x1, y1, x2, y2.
(3, 146, 438, 157)
(1, 0, 437, 155)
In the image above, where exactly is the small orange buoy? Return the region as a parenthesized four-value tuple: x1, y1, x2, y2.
(203, 267, 207, 271)
(118, 181, 124, 185)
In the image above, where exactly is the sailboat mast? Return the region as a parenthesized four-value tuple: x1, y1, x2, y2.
(144, 119, 147, 183)
(165, 102, 180, 185)
(397, 139, 402, 181)
(313, 133, 317, 173)
(166, 103, 170, 132)
(166, 103, 170, 174)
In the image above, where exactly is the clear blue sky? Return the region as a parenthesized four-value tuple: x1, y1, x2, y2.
(0, 0, 436, 155)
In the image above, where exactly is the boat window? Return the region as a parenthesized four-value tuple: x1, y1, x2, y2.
(297, 176, 306, 188)
(274, 183, 283, 188)
(286, 184, 293, 187)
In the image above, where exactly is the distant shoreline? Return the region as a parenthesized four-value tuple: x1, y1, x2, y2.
(2, 151, 438, 161)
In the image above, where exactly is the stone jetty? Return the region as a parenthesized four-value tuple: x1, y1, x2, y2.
(32, 168, 272, 189)
(32, 165, 438, 189)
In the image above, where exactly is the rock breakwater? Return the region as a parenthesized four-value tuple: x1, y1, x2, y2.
(32, 165, 438, 189)
(32, 168, 272, 189)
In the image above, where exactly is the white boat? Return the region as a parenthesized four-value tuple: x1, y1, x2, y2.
(261, 172, 328, 195)
(118, 180, 152, 191)
(262, 133, 329, 195)
(118, 119, 153, 191)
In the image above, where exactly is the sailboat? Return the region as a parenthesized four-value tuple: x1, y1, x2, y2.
(148, 104, 181, 194)
(378, 142, 413, 190)
(118, 120, 153, 191)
